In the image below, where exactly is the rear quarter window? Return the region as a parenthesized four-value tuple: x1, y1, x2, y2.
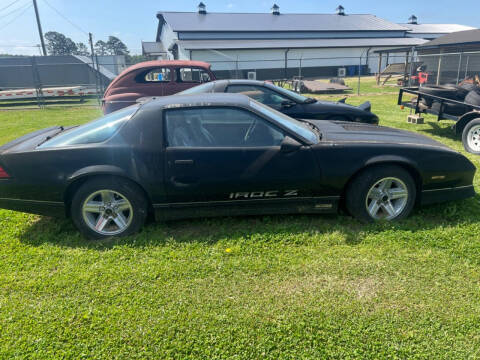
(38, 105, 138, 148)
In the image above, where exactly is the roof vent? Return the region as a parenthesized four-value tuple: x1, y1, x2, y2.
(198, 2, 206, 14)
(408, 14, 418, 24)
(271, 4, 280, 15)
(336, 5, 345, 15)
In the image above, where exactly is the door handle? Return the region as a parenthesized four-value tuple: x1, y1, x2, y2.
(174, 159, 194, 165)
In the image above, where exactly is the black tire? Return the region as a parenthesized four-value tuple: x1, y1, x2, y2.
(345, 165, 416, 223)
(462, 118, 480, 154)
(465, 89, 480, 106)
(71, 177, 148, 240)
(430, 101, 469, 116)
(418, 85, 458, 106)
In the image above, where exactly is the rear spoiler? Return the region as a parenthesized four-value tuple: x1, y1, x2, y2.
(0, 126, 59, 154)
(358, 101, 371, 112)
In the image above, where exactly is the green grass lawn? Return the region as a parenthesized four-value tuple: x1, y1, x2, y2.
(2, 98, 480, 359)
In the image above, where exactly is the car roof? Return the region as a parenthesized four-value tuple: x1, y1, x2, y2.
(141, 93, 252, 110)
(122, 60, 211, 73)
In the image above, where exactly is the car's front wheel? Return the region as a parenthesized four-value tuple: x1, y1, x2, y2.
(346, 165, 416, 222)
(71, 177, 148, 239)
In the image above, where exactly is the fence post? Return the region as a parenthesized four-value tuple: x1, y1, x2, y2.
(298, 56, 302, 79)
(30, 56, 44, 108)
(408, 47, 415, 87)
(376, 53, 382, 85)
(464, 55, 470, 79)
(436, 55, 442, 85)
(235, 55, 239, 79)
(456, 53, 463, 84)
(357, 55, 361, 95)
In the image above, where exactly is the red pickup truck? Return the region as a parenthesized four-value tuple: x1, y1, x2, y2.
(102, 60, 215, 114)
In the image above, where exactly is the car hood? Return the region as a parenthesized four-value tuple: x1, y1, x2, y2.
(310, 121, 452, 150)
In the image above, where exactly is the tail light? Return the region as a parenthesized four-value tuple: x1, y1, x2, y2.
(0, 166, 10, 178)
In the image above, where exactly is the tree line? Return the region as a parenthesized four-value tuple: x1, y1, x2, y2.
(44, 31, 129, 57)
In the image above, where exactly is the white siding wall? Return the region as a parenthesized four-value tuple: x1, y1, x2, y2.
(186, 47, 408, 74)
(159, 23, 177, 60)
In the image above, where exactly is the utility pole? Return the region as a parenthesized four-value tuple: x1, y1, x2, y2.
(32, 0, 47, 56)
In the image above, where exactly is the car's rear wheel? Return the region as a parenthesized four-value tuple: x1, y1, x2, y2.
(71, 177, 148, 239)
(462, 118, 480, 154)
(346, 165, 416, 222)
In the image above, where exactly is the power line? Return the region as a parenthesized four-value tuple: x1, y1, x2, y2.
(40, 0, 88, 36)
(0, 44, 38, 47)
(0, 0, 22, 13)
(0, 0, 30, 19)
(0, 3, 32, 31)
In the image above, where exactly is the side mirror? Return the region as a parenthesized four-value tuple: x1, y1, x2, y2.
(281, 100, 296, 108)
(280, 136, 302, 153)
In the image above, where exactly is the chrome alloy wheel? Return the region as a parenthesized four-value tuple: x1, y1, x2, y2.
(365, 177, 409, 220)
(467, 125, 480, 152)
(82, 190, 133, 236)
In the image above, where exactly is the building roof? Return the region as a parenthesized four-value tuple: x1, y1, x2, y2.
(400, 23, 476, 34)
(418, 29, 480, 48)
(157, 12, 408, 32)
(180, 37, 427, 50)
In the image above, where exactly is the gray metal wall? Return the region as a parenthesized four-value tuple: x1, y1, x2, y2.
(0, 55, 108, 90)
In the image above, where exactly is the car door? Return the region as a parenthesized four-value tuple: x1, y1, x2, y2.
(163, 106, 323, 211)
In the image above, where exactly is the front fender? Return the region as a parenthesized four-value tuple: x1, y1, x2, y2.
(363, 155, 423, 184)
(364, 155, 420, 171)
(453, 111, 480, 135)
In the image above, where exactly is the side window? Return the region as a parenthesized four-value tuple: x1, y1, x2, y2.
(165, 107, 285, 148)
(226, 85, 290, 110)
(144, 68, 171, 82)
(178, 68, 211, 83)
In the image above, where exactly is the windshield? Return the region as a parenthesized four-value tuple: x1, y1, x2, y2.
(179, 82, 215, 95)
(249, 100, 318, 144)
(267, 84, 310, 103)
(38, 105, 139, 148)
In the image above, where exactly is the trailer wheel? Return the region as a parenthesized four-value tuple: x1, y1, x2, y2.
(462, 118, 480, 154)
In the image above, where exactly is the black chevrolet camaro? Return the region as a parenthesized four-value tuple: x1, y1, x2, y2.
(0, 94, 475, 239)
(179, 79, 379, 124)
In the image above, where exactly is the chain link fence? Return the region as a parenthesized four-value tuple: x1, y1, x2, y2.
(416, 51, 480, 86)
(1, 52, 479, 109)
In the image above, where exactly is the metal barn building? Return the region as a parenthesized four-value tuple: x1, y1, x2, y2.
(152, 4, 429, 79)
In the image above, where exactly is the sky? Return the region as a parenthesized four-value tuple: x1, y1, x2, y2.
(0, 0, 479, 55)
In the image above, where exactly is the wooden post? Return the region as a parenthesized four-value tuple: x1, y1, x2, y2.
(403, 50, 409, 85)
(376, 53, 382, 85)
(436, 55, 442, 85)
